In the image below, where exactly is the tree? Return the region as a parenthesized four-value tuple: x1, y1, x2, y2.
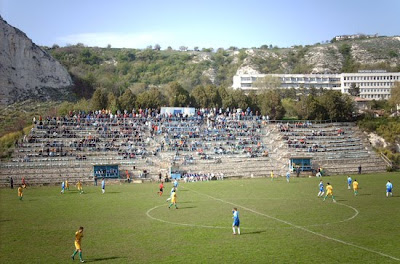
(247, 91, 260, 113)
(281, 98, 297, 118)
(107, 92, 118, 113)
(309, 86, 318, 97)
(303, 95, 327, 120)
(80, 48, 101, 65)
(238, 49, 247, 61)
(166, 82, 190, 107)
(154, 44, 161, 51)
(179, 46, 188, 52)
(252, 76, 281, 90)
(202, 47, 213, 52)
(191, 85, 207, 107)
(190, 85, 220, 108)
(118, 89, 136, 111)
(349, 83, 360, 96)
(279, 88, 297, 99)
(73, 98, 91, 113)
(218, 87, 241, 109)
(204, 85, 222, 108)
(234, 90, 249, 110)
(388, 81, 400, 108)
(258, 90, 285, 119)
(136, 88, 165, 109)
(91, 89, 108, 110)
(320, 91, 354, 121)
(194, 46, 199, 51)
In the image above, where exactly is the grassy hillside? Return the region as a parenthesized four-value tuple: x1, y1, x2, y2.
(50, 46, 241, 96)
(47, 36, 400, 97)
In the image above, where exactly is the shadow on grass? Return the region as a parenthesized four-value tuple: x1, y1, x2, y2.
(357, 193, 371, 196)
(86, 256, 124, 262)
(65, 191, 80, 194)
(241, 230, 266, 235)
(335, 199, 347, 202)
(178, 206, 196, 209)
(104, 191, 121, 194)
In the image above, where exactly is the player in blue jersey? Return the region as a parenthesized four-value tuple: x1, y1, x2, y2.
(232, 208, 240, 235)
(347, 176, 352, 190)
(286, 171, 290, 183)
(173, 179, 179, 190)
(318, 180, 325, 197)
(386, 180, 393, 197)
(61, 181, 65, 194)
(101, 178, 105, 194)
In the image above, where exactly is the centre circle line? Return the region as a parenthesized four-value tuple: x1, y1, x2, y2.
(146, 196, 359, 230)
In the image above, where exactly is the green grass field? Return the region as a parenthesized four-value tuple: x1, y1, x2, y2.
(1, 172, 399, 264)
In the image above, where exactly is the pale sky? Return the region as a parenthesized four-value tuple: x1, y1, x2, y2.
(1, 0, 399, 49)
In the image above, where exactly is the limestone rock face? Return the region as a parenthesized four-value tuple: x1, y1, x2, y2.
(0, 16, 73, 105)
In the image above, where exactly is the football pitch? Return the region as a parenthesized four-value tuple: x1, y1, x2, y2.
(1, 172, 399, 264)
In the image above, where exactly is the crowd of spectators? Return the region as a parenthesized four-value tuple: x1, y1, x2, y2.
(183, 172, 224, 182)
(15, 107, 271, 169)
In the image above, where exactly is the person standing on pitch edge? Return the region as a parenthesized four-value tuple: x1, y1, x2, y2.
(101, 177, 105, 194)
(386, 180, 393, 197)
(232, 208, 240, 235)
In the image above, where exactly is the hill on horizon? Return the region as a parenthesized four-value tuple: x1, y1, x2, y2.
(47, 35, 400, 98)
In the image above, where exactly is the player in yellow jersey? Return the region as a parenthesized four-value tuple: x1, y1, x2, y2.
(323, 182, 336, 202)
(18, 185, 23, 201)
(65, 179, 69, 191)
(71, 226, 85, 262)
(168, 190, 178, 209)
(353, 179, 359, 196)
(270, 170, 274, 181)
(76, 180, 83, 194)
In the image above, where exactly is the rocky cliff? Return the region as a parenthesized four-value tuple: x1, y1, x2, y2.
(0, 16, 73, 105)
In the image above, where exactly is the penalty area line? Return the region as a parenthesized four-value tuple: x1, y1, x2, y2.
(183, 186, 400, 262)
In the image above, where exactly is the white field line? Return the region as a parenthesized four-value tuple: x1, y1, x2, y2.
(183, 186, 400, 262)
(146, 199, 359, 229)
(146, 204, 226, 229)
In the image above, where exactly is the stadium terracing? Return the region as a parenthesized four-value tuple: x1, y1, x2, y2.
(0, 112, 389, 187)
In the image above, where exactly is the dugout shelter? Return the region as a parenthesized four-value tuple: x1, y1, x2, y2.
(93, 164, 120, 179)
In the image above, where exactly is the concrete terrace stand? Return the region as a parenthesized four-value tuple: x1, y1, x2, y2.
(0, 118, 389, 187)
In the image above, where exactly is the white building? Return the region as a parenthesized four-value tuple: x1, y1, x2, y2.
(232, 70, 400, 100)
